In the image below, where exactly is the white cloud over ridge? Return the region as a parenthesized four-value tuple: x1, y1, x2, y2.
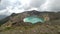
(0, 0, 60, 15)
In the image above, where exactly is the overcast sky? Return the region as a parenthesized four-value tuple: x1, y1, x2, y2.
(0, 0, 60, 15)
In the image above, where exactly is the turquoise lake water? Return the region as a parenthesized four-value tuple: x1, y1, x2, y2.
(23, 16, 44, 24)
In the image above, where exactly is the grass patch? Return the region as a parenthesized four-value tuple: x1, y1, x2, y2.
(4, 27, 12, 30)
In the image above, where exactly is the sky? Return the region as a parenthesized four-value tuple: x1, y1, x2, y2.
(0, 0, 60, 15)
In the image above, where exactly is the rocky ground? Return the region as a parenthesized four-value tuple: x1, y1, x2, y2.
(0, 10, 60, 34)
(0, 20, 60, 34)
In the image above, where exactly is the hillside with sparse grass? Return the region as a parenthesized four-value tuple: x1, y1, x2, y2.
(0, 10, 60, 34)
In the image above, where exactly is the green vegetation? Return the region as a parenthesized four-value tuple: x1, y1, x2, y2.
(4, 27, 12, 30)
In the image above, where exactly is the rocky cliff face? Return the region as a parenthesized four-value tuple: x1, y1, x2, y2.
(1, 10, 60, 27)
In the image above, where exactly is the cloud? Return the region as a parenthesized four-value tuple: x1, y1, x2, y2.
(40, 0, 60, 11)
(0, 0, 22, 15)
(30, 0, 46, 8)
(0, 0, 60, 16)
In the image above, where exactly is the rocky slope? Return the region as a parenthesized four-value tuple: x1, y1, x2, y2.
(0, 10, 60, 34)
(1, 10, 60, 27)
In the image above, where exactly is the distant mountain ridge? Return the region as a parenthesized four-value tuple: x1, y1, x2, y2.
(0, 15, 7, 20)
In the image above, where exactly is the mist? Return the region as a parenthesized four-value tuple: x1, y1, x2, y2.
(0, 0, 60, 15)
